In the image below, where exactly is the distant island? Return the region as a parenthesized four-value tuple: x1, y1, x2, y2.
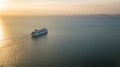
(98, 14, 109, 16)
(90, 14, 120, 16)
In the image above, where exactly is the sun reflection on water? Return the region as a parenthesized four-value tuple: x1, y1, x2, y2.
(0, 18, 4, 48)
(0, 18, 4, 40)
(0, 24, 2, 36)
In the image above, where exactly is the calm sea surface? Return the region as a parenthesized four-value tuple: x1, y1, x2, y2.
(0, 16, 120, 67)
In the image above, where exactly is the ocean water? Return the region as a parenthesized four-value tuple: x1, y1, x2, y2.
(0, 15, 120, 67)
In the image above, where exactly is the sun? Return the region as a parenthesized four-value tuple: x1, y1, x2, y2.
(0, 0, 5, 9)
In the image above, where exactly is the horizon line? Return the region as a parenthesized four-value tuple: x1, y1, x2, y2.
(0, 14, 120, 16)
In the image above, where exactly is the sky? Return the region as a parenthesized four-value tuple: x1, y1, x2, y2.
(0, 0, 120, 15)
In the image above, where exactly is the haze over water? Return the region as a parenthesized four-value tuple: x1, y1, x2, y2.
(0, 15, 120, 67)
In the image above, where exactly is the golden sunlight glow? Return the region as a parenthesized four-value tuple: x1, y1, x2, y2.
(0, 0, 120, 15)
(0, 0, 5, 10)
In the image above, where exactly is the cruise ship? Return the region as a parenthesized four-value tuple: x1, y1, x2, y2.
(31, 28, 48, 37)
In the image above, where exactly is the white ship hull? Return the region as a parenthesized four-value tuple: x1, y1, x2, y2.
(31, 28, 48, 38)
